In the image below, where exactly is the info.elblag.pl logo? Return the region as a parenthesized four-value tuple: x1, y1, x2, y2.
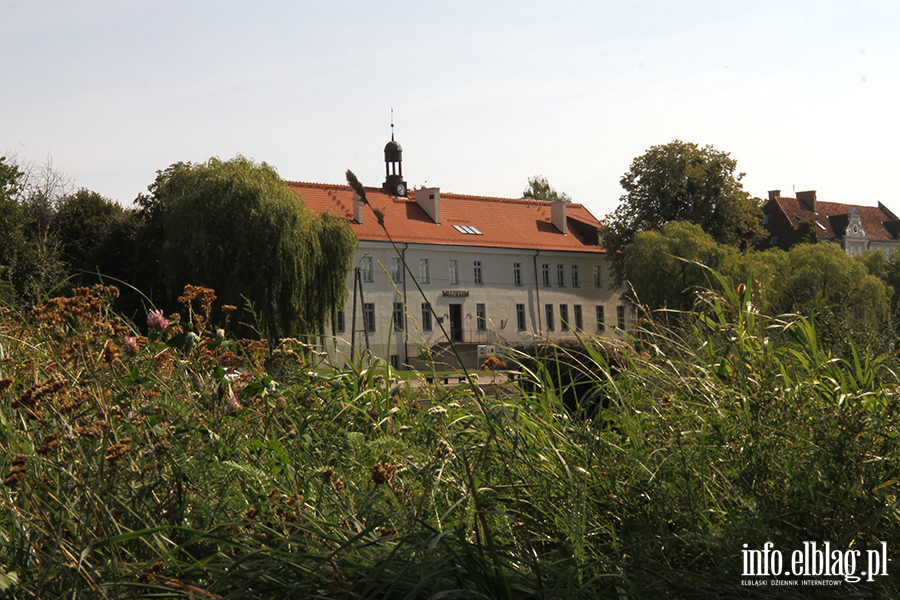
(741, 542, 889, 585)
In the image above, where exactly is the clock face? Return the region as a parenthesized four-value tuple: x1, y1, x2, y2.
(396, 183, 407, 196)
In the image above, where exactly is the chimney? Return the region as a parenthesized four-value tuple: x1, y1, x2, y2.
(768, 190, 781, 201)
(353, 189, 363, 224)
(796, 190, 817, 212)
(416, 187, 441, 225)
(551, 200, 567, 234)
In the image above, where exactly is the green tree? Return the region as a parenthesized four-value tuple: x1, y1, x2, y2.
(53, 189, 127, 271)
(0, 156, 62, 304)
(602, 140, 765, 282)
(624, 221, 738, 312)
(148, 156, 357, 341)
(523, 175, 572, 203)
(855, 249, 900, 332)
(740, 243, 890, 352)
(0, 157, 30, 302)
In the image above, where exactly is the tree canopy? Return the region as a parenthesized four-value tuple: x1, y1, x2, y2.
(624, 221, 738, 312)
(147, 156, 357, 341)
(602, 141, 765, 282)
(54, 189, 127, 271)
(625, 219, 892, 353)
(523, 175, 572, 203)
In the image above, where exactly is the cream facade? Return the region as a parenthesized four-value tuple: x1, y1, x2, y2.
(331, 241, 625, 370)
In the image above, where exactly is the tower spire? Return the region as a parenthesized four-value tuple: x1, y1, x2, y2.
(383, 111, 407, 197)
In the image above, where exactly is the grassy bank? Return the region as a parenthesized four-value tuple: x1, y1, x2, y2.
(0, 282, 896, 598)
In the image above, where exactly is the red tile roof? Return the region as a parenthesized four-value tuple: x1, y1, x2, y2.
(761, 191, 900, 250)
(286, 181, 605, 254)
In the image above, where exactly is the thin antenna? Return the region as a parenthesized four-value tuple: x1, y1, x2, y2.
(391, 108, 395, 141)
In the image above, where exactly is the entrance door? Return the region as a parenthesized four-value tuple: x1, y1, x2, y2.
(449, 304, 464, 343)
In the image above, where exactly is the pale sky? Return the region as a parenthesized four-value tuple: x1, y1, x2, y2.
(3, 1, 898, 220)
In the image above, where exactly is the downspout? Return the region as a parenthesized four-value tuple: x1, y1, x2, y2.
(533, 250, 542, 335)
(401, 243, 409, 368)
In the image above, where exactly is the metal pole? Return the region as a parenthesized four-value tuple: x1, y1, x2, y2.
(359, 268, 371, 353)
(350, 267, 358, 362)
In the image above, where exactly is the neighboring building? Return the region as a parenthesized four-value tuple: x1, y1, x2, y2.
(287, 134, 626, 369)
(760, 190, 900, 257)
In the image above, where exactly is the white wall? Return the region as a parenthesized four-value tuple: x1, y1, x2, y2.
(327, 241, 627, 367)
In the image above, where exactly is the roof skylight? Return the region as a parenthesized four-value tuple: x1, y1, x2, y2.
(453, 225, 483, 235)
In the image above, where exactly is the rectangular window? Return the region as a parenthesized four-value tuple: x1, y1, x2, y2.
(593, 265, 603, 288)
(390, 354, 400, 370)
(574, 304, 583, 330)
(557, 264, 566, 287)
(571, 265, 580, 288)
(617, 305, 626, 330)
(476, 303, 486, 331)
(393, 302, 404, 332)
(473, 260, 483, 285)
(545, 304, 554, 331)
(542, 263, 551, 287)
(336, 309, 345, 333)
(419, 258, 430, 283)
(449, 259, 459, 285)
(516, 303, 526, 331)
(391, 257, 402, 283)
(421, 303, 433, 331)
(361, 256, 374, 283)
(596, 305, 605, 332)
(560, 304, 569, 331)
(363, 302, 376, 332)
(513, 262, 523, 287)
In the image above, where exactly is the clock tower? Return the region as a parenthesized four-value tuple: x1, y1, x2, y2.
(383, 122, 407, 198)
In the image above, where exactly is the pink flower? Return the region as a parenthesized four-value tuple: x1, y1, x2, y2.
(225, 395, 241, 416)
(148, 309, 168, 331)
(123, 337, 139, 356)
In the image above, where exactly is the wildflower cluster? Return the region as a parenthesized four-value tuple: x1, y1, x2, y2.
(27, 285, 132, 368)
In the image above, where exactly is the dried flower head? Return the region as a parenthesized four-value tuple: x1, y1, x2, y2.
(36, 434, 60, 455)
(435, 439, 456, 461)
(105, 438, 132, 463)
(371, 462, 397, 486)
(3, 455, 28, 488)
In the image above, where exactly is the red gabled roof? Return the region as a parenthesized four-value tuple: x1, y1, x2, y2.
(761, 191, 900, 250)
(286, 181, 605, 254)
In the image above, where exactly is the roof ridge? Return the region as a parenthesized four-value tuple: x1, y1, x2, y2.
(285, 180, 590, 207)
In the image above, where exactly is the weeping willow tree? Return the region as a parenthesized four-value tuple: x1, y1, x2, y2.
(150, 156, 356, 341)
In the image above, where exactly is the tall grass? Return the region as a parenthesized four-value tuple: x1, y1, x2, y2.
(0, 279, 896, 598)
